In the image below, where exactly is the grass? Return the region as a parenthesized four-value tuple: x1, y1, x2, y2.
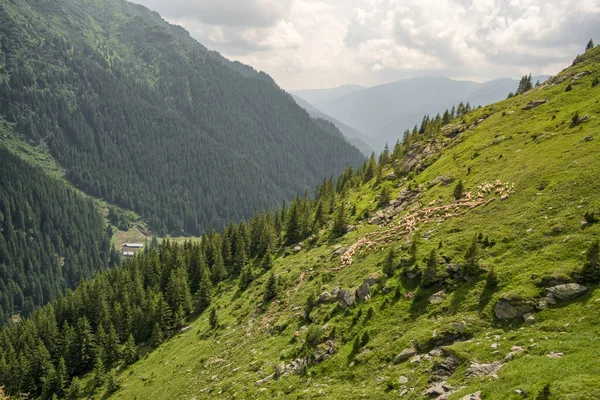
(77, 47, 600, 399)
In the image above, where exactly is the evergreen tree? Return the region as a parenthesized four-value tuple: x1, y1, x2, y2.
(263, 273, 278, 303)
(378, 185, 391, 207)
(331, 202, 348, 238)
(91, 355, 105, 389)
(383, 248, 397, 277)
(453, 180, 464, 200)
(238, 264, 253, 291)
(197, 267, 212, 313)
(582, 240, 600, 281)
(209, 308, 219, 329)
(421, 249, 443, 287)
(363, 153, 378, 183)
(586, 39, 594, 51)
(122, 334, 139, 365)
(463, 235, 481, 276)
(260, 252, 274, 271)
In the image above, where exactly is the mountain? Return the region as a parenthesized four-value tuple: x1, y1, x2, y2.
(292, 84, 366, 104)
(291, 94, 374, 156)
(2, 45, 599, 399)
(0, 0, 364, 237)
(0, 145, 112, 327)
(294, 75, 549, 150)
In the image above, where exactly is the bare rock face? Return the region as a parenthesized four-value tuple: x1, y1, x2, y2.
(394, 346, 417, 363)
(274, 361, 286, 378)
(522, 99, 547, 110)
(495, 298, 534, 320)
(429, 291, 446, 305)
(546, 283, 587, 302)
(460, 392, 482, 400)
(317, 291, 337, 304)
(356, 282, 371, 301)
(571, 70, 592, 83)
(337, 289, 356, 309)
(465, 361, 503, 378)
(424, 381, 453, 398)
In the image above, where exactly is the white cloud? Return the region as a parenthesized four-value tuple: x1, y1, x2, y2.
(133, 0, 600, 89)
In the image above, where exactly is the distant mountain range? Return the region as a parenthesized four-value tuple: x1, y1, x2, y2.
(292, 75, 549, 150)
(291, 94, 374, 156)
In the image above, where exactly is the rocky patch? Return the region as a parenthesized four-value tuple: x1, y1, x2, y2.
(495, 298, 535, 320)
(522, 99, 547, 110)
(546, 283, 587, 304)
(465, 361, 503, 378)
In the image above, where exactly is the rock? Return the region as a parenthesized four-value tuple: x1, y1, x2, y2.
(363, 276, 380, 286)
(331, 286, 340, 297)
(571, 70, 592, 82)
(337, 289, 356, 309)
(293, 245, 302, 252)
(384, 171, 397, 181)
(523, 313, 535, 324)
(394, 346, 418, 363)
(285, 358, 306, 375)
(332, 247, 347, 256)
(347, 224, 356, 232)
(495, 298, 534, 320)
(409, 355, 422, 364)
(313, 344, 330, 362)
(317, 291, 337, 304)
(522, 99, 547, 110)
(454, 322, 466, 333)
(432, 355, 460, 380)
(446, 264, 461, 273)
(547, 352, 563, 359)
(255, 373, 274, 386)
(429, 291, 446, 305)
(546, 283, 587, 302)
(406, 270, 421, 279)
(576, 115, 591, 124)
(424, 381, 453, 398)
(275, 361, 286, 378)
(429, 348, 444, 357)
(356, 282, 371, 301)
(368, 217, 381, 225)
(398, 375, 409, 384)
(460, 392, 482, 400)
(466, 361, 502, 378)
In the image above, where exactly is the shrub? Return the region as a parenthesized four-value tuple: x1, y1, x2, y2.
(209, 308, 219, 329)
(584, 211, 598, 223)
(453, 180, 464, 200)
(306, 324, 323, 348)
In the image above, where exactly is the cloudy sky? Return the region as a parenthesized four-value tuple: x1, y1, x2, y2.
(133, 0, 600, 90)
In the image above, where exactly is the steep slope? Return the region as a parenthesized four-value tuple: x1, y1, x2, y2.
(291, 94, 374, 156)
(0, 0, 364, 236)
(1, 48, 599, 399)
(0, 145, 112, 327)
(297, 76, 549, 150)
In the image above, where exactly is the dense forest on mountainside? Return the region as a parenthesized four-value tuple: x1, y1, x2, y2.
(0, 148, 111, 328)
(0, 0, 363, 236)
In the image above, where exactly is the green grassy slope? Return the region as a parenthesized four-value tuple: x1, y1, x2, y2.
(98, 49, 600, 399)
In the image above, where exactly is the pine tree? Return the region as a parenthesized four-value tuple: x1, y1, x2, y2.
(260, 252, 274, 271)
(66, 377, 81, 399)
(421, 248, 442, 287)
(586, 39, 594, 51)
(285, 204, 301, 245)
(91, 355, 105, 389)
(383, 248, 396, 277)
(122, 334, 139, 365)
(263, 273, 277, 303)
(238, 264, 253, 291)
(209, 308, 219, 329)
(378, 185, 391, 207)
(197, 266, 212, 312)
(453, 180, 464, 200)
(582, 240, 600, 281)
(106, 370, 121, 393)
(363, 153, 378, 183)
(331, 202, 348, 238)
(150, 322, 163, 347)
(535, 383, 551, 400)
(463, 235, 481, 276)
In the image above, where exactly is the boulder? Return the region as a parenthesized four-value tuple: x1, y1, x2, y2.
(465, 361, 503, 378)
(275, 361, 286, 378)
(332, 247, 347, 256)
(293, 245, 302, 252)
(495, 299, 534, 320)
(398, 375, 409, 384)
(337, 289, 356, 309)
(571, 70, 592, 83)
(432, 355, 460, 381)
(429, 291, 446, 305)
(522, 99, 547, 110)
(356, 282, 371, 301)
(460, 392, 482, 400)
(523, 313, 535, 324)
(285, 358, 306, 375)
(317, 291, 337, 304)
(363, 275, 380, 286)
(255, 373, 274, 386)
(424, 381, 453, 398)
(546, 283, 587, 302)
(331, 286, 341, 297)
(394, 346, 417, 363)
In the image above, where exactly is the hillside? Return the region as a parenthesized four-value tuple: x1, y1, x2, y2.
(294, 76, 549, 151)
(291, 94, 374, 156)
(0, 0, 364, 236)
(0, 146, 113, 327)
(1, 46, 599, 399)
